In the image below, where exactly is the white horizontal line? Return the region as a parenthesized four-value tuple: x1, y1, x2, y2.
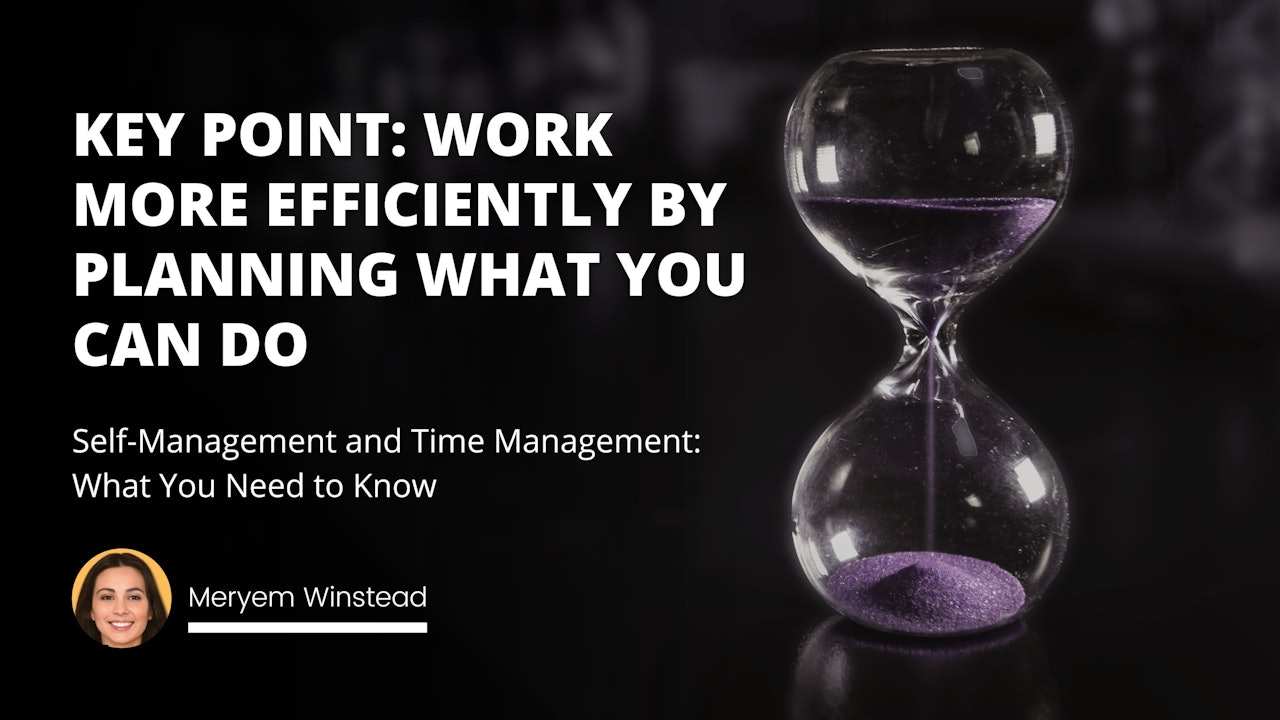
(188, 622, 427, 634)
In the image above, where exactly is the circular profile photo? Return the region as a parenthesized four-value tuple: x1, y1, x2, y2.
(72, 549, 171, 648)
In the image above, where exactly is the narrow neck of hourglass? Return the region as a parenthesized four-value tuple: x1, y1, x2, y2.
(879, 297, 965, 399)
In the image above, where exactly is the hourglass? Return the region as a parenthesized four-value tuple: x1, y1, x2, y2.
(786, 48, 1071, 636)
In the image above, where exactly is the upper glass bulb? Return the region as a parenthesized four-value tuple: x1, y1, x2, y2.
(785, 47, 1070, 306)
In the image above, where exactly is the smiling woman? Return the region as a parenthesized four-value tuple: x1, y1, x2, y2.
(73, 551, 170, 648)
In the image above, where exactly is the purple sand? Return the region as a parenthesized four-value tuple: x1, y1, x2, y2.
(796, 197, 1056, 277)
(825, 551, 1026, 635)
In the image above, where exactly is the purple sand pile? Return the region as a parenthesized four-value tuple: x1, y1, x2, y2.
(826, 551, 1025, 635)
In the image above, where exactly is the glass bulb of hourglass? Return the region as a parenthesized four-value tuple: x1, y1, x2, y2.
(786, 48, 1071, 636)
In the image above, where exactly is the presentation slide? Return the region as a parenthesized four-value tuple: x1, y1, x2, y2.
(62, 2, 1277, 717)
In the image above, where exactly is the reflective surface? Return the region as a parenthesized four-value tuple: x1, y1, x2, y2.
(789, 618, 1059, 720)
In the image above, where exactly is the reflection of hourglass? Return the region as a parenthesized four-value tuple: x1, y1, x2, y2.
(786, 48, 1071, 636)
(789, 618, 1059, 719)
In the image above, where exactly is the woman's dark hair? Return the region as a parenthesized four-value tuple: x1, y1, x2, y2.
(75, 552, 168, 645)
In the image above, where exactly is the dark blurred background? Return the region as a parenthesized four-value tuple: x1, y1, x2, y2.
(61, 1, 1277, 718)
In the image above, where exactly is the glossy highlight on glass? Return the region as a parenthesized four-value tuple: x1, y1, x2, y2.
(785, 48, 1071, 636)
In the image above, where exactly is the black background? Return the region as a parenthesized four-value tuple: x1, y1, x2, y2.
(59, 1, 1278, 718)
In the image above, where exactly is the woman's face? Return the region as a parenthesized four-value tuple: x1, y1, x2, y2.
(90, 566, 152, 648)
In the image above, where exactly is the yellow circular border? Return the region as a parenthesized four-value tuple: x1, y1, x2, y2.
(71, 548, 173, 615)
